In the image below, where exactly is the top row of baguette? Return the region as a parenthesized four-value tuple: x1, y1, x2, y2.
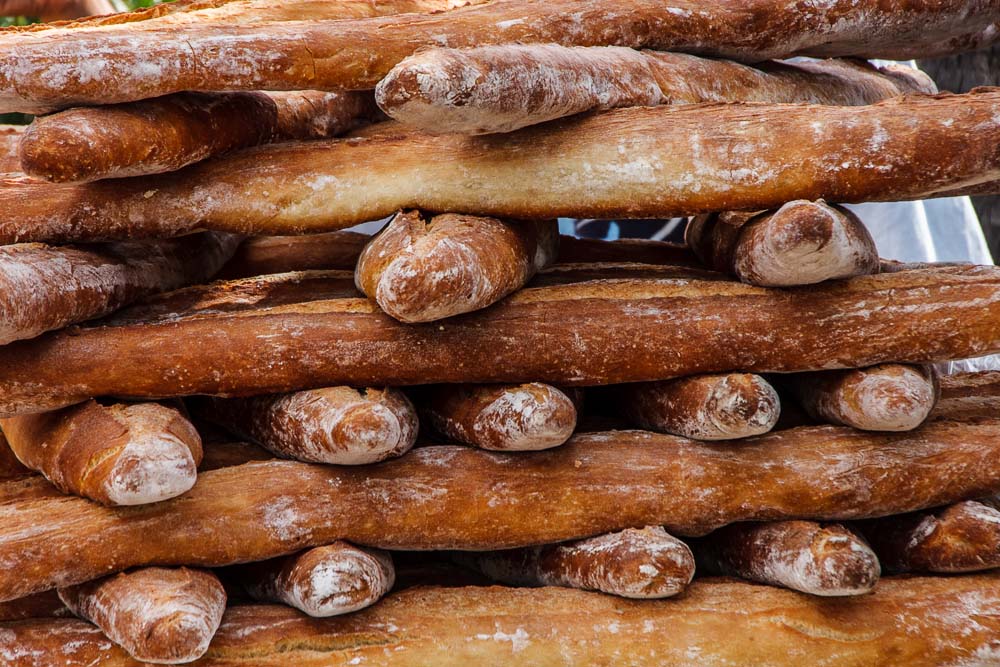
(1, 0, 998, 113)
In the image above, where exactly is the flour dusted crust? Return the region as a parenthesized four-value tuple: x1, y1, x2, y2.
(2, 422, 1000, 599)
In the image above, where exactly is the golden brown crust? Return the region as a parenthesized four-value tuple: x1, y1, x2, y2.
(413, 383, 577, 451)
(0, 0, 995, 111)
(859, 500, 1000, 573)
(58, 567, 226, 664)
(2, 422, 1000, 599)
(9, 576, 1000, 666)
(1, 266, 998, 415)
(234, 542, 395, 617)
(607, 373, 780, 441)
(458, 526, 695, 599)
(687, 200, 880, 286)
(0, 400, 203, 506)
(785, 364, 940, 432)
(4, 91, 1000, 242)
(19, 91, 376, 183)
(694, 521, 880, 596)
(193, 387, 417, 465)
(377, 46, 935, 134)
(0, 232, 239, 345)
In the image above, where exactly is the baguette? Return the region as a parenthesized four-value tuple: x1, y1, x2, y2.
(198, 440, 274, 472)
(3, 422, 1000, 599)
(694, 521, 880, 596)
(556, 235, 698, 267)
(686, 200, 880, 286)
(603, 373, 780, 441)
(414, 383, 576, 451)
(58, 567, 226, 664)
(783, 364, 939, 432)
(193, 387, 417, 465)
(5, 91, 1000, 242)
(858, 500, 1000, 573)
(2, 265, 999, 414)
(0, 124, 22, 173)
(233, 542, 395, 617)
(0, 400, 202, 506)
(356, 211, 558, 322)
(0, 232, 238, 345)
(1, 0, 996, 111)
(218, 230, 369, 279)
(9, 576, 1000, 666)
(932, 370, 1000, 421)
(0, 591, 66, 622)
(19, 90, 377, 182)
(456, 526, 695, 599)
(377, 46, 935, 134)
(0, 431, 30, 481)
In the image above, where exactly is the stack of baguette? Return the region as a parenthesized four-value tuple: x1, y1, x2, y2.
(2, 0, 1000, 664)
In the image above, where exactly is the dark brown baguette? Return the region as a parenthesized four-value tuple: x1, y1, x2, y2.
(0, 124, 22, 173)
(0, 265, 998, 415)
(2, 422, 1000, 599)
(7, 576, 1000, 666)
(19, 90, 377, 182)
(4, 91, 1000, 242)
(0, 591, 67, 622)
(0, 232, 239, 345)
(931, 370, 1000, 421)
(0, 431, 30, 481)
(0, 0, 996, 111)
(218, 230, 370, 279)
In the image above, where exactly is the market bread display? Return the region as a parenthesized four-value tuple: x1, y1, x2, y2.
(3, 1, 1000, 664)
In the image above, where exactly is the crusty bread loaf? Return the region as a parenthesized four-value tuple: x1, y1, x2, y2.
(931, 370, 1000, 421)
(0, 232, 238, 346)
(1, 265, 998, 415)
(686, 200, 880, 286)
(0, 400, 202, 506)
(2, 422, 1000, 599)
(783, 364, 939, 432)
(58, 567, 226, 664)
(694, 521, 880, 596)
(10, 576, 1000, 666)
(356, 211, 557, 322)
(859, 500, 1000, 573)
(0, 0, 995, 111)
(413, 383, 577, 451)
(19, 91, 377, 182)
(5, 92, 1000, 242)
(0, 431, 30, 481)
(377, 46, 934, 134)
(218, 230, 370, 279)
(457, 526, 695, 599)
(234, 542, 395, 617)
(604, 373, 780, 440)
(193, 386, 417, 465)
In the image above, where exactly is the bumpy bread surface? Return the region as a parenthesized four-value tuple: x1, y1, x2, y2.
(58, 567, 226, 664)
(8, 576, 1000, 666)
(0, 0, 995, 111)
(2, 422, 1000, 599)
(0, 232, 238, 345)
(0, 400, 203, 506)
(1, 266, 999, 414)
(377, 46, 935, 134)
(4, 92, 1000, 242)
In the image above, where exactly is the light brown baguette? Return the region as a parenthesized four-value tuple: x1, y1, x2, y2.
(413, 382, 577, 451)
(0, 124, 22, 173)
(218, 230, 370, 279)
(19, 90, 378, 183)
(2, 265, 999, 415)
(356, 211, 558, 322)
(10, 576, 1000, 666)
(1, 0, 996, 111)
(3, 421, 1000, 599)
(602, 373, 780, 441)
(58, 567, 226, 665)
(686, 200, 880, 286)
(456, 526, 695, 599)
(6, 91, 1000, 243)
(233, 542, 395, 617)
(694, 521, 880, 596)
(0, 232, 238, 346)
(858, 500, 1000, 573)
(0, 400, 203, 506)
(377, 46, 935, 134)
(192, 387, 417, 465)
(0, 591, 67, 622)
(782, 364, 940, 432)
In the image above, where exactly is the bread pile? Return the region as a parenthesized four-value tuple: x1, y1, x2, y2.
(2, 0, 1000, 664)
